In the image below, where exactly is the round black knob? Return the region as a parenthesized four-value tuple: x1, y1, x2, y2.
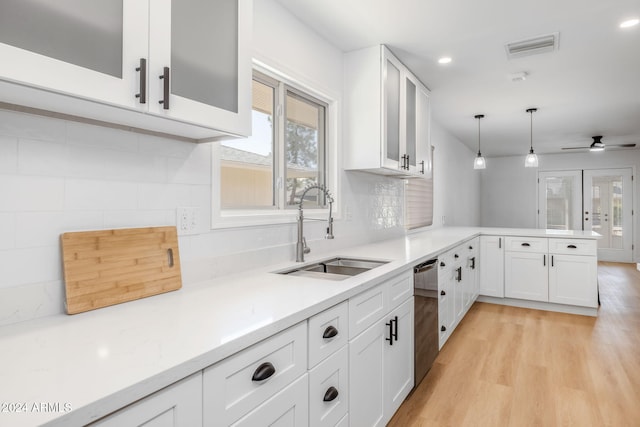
(454, 254, 459, 258)
(469, 246, 473, 250)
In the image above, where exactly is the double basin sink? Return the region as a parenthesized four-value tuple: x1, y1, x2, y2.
(276, 257, 389, 281)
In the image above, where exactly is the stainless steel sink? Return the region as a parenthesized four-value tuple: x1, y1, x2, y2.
(276, 257, 389, 280)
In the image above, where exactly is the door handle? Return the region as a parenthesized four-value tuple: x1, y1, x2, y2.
(159, 67, 170, 109)
(521, 242, 531, 247)
(323, 325, 338, 339)
(135, 58, 146, 104)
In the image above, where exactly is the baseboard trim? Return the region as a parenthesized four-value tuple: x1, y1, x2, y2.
(476, 295, 598, 317)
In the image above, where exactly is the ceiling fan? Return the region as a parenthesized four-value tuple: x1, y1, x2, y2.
(562, 136, 636, 152)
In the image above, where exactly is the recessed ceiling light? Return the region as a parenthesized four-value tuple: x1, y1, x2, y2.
(620, 18, 639, 28)
(438, 57, 452, 64)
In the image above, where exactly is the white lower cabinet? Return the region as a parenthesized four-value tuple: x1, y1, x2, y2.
(479, 235, 505, 297)
(309, 346, 349, 427)
(349, 268, 414, 427)
(504, 237, 598, 307)
(91, 373, 202, 426)
(203, 322, 308, 426)
(505, 251, 549, 302)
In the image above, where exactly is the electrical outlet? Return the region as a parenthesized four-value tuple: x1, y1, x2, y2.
(176, 207, 200, 235)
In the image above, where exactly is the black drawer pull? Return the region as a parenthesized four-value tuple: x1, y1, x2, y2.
(567, 244, 577, 249)
(323, 325, 338, 339)
(323, 386, 339, 402)
(252, 362, 275, 382)
(440, 261, 446, 267)
(521, 242, 531, 247)
(454, 254, 459, 258)
(441, 325, 446, 332)
(159, 66, 170, 109)
(440, 290, 446, 296)
(135, 58, 146, 104)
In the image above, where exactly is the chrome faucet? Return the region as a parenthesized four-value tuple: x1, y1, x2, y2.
(296, 184, 334, 262)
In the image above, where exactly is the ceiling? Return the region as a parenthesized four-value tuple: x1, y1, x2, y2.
(275, 0, 640, 157)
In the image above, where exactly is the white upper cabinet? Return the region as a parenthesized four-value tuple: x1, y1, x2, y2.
(344, 45, 431, 177)
(0, 0, 251, 140)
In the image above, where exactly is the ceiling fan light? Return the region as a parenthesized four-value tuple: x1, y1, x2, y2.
(474, 153, 486, 169)
(590, 146, 605, 152)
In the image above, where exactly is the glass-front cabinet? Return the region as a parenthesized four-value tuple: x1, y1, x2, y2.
(344, 45, 430, 176)
(0, 0, 251, 139)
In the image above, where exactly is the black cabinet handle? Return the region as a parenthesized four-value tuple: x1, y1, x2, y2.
(440, 290, 446, 296)
(454, 254, 459, 259)
(470, 257, 476, 270)
(159, 66, 170, 109)
(420, 160, 425, 174)
(386, 316, 398, 345)
(567, 244, 577, 249)
(552, 255, 554, 267)
(406, 155, 410, 169)
(323, 386, 339, 402)
(521, 242, 531, 247)
(441, 325, 446, 332)
(135, 58, 146, 104)
(252, 362, 276, 382)
(469, 245, 473, 250)
(499, 238, 502, 249)
(440, 261, 446, 267)
(456, 266, 462, 282)
(543, 254, 546, 266)
(322, 325, 338, 339)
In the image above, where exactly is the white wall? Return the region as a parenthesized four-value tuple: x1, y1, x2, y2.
(0, 0, 480, 326)
(480, 150, 640, 261)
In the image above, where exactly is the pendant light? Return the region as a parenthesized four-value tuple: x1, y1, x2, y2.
(473, 114, 486, 169)
(524, 107, 539, 168)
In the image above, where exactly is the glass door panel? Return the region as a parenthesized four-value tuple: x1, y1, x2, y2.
(171, 0, 238, 112)
(405, 77, 417, 169)
(584, 169, 632, 262)
(384, 57, 401, 165)
(537, 171, 582, 230)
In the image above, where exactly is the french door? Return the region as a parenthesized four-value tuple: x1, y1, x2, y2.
(538, 168, 633, 262)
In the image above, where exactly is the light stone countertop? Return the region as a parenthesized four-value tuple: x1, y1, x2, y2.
(0, 226, 600, 426)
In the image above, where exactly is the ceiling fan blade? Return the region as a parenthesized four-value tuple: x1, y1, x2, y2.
(608, 143, 637, 148)
(561, 146, 590, 150)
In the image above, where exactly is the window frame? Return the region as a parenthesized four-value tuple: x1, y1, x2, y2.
(211, 61, 338, 229)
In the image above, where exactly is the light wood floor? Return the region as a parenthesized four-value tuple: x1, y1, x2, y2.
(389, 262, 640, 427)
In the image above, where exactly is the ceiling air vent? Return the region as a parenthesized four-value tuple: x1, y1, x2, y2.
(505, 32, 559, 59)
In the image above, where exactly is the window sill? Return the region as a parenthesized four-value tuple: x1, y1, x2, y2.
(212, 208, 337, 230)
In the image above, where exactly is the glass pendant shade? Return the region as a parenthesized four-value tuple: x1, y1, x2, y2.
(525, 148, 539, 167)
(525, 108, 538, 168)
(473, 114, 486, 169)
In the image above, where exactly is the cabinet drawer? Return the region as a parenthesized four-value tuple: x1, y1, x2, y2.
(203, 322, 307, 426)
(309, 346, 349, 427)
(308, 301, 348, 369)
(91, 373, 202, 426)
(505, 237, 548, 253)
(548, 239, 597, 256)
(230, 374, 309, 427)
(388, 270, 413, 310)
(349, 283, 386, 339)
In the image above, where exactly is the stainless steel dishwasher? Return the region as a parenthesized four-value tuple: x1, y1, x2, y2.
(414, 258, 439, 388)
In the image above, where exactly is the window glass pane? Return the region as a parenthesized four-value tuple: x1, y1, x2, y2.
(285, 91, 326, 207)
(220, 79, 274, 208)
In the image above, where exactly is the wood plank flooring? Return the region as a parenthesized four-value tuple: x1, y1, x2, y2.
(388, 262, 640, 427)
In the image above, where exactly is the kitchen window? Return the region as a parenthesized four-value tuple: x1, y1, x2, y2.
(212, 67, 334, 228)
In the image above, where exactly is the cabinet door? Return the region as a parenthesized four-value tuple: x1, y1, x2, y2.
(92, 373, 202, 426)
(148, 0, 251, 135)
(479, 236, 505, 297)
(505, 252, 549, 302)
(349, 320, 385, 427)
(549, 254, 598, 307)
(384, 298, 414, 424)
(231, 374, 309, 427)
(0, 0, 148, 109)
(404, 74, 418, 173)
(381, 47, 403, 171)
(453, 263, 465, 322)
(309, 346, 349, 427)
(416, 84, 432, 177)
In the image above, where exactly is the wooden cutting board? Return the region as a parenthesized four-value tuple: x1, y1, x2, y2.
(61, 226, 182, 314)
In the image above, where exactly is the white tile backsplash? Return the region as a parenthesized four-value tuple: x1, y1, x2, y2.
(66, 120, 139, 152)
(0, 246, 61, 289)
(0, 109, 66, 142)
(0, 212, 16, 250)
(0, 175, 65, 211)
(64, 179, 138, 211)
(0, 135, 18, 174)
(17, 138, 69, 176)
